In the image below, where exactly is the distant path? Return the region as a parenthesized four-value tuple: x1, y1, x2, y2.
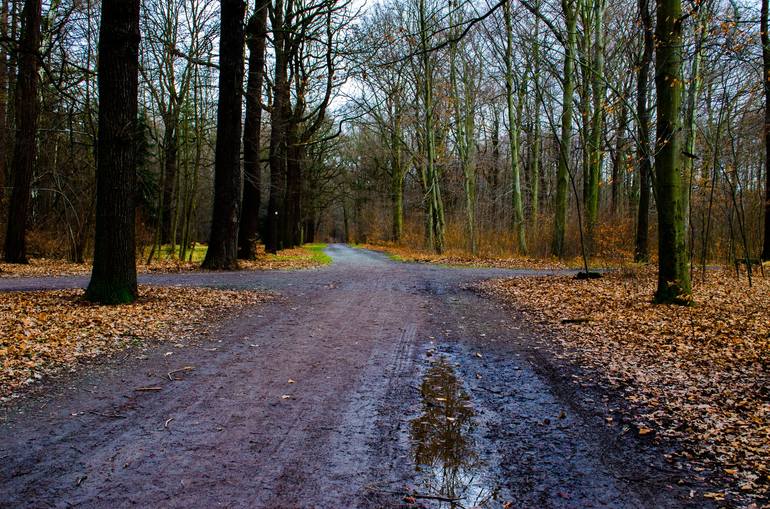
(0, 245, 701, 508)
(0, 244, 568, 293)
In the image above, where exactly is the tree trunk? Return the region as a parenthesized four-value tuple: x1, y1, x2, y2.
(552, 0, 576, 257)
(491, 111, 500, 223)
(682, 5, 708, 241)
(238, 0, 269, 260)
(611, 95, 628, 215)
(418, 0, 444, 254)
(529, 2, 542, 230)
(585, 0, 606, 247)
(265, 0, 289, 254)
(449, 2, 477, 255)
(634, 0, 653, 263)
(160, 120, 177, 245)
(3, 0, 42, 263)
(284, 123, 303, 248)
(390, 101, 404, 242)
(653, 0, 691, 304)
(85, 0, 140, 304)
(504, 0, 526, 254)
(761, 0, 770, 260)
(0, 0, 8, 199)
(201, 0, 245, 270)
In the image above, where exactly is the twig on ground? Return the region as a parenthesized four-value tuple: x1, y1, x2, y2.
(89, 410, 126, 419)
(167, 366, 195, 381)
(369, 487, 461, 504)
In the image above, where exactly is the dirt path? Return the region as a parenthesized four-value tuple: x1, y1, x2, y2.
(0, 245, 703, 508)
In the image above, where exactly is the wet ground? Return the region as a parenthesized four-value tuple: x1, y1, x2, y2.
(0, 245, 705, 508)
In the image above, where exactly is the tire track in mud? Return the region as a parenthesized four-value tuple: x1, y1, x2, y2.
(256, 273, 426, 507)
(414, 284, 704, 509)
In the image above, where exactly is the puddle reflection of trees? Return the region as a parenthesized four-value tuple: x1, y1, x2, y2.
(410, 357, 499, 508)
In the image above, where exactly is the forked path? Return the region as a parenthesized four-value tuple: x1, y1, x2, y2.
(1, 245, 702, 508)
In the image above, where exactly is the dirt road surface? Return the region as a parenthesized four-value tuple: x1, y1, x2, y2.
(0, 245, 706, 508)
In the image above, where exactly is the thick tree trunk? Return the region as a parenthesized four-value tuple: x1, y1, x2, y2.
(265, 0, 289, 254)
(238, 0, 269, 260)
(201, 0, 245, 270)
(762, 0, 770, 260)
(653, 0, 691, 303)
(3, 0, 42, 263)
(85, 0, 140, 304)
(552, 0, 576, 257)
(0, 0, 8, 199)
(634, 0, 653, 263)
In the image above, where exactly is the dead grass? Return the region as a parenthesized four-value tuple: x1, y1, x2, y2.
(478, 268, 770, 505)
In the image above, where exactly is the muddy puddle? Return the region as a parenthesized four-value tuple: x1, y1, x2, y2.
(409, 356, 501, 508)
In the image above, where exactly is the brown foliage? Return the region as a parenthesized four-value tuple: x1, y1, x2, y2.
(0, 286, 272, 400)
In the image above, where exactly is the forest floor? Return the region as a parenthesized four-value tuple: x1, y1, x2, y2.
(0, 245, 763, 508)
(0, 243, 330, 278)
(478, 269, 770, 506)
(0, 286, 272, 399)
(354, 242, 633, 271)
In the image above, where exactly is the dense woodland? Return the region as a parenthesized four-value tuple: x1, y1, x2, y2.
(0, 0, 769, 303)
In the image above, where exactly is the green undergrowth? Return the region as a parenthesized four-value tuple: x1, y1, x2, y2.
(143, 243, 207, 263)
(301, 243, 332, 265)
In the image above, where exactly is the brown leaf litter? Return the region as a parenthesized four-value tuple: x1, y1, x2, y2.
(478, 268, 769, 506)
(1, 286, 272, 400)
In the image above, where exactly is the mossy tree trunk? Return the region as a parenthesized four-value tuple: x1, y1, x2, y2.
(450, 0, 478, 255)
(653, 0, 691, 304)
(585, 0, 606, 248)
(552, 0, 576, 257)
(504, 0, 527, 255)
(682, 4, 708, 240)
(418, 0, 444, 254)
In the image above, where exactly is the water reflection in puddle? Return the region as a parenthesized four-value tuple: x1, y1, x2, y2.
(410, 357, 499, 508)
